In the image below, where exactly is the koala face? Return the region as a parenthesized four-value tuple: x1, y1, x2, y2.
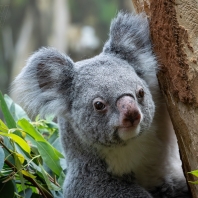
(70, 55, 155, 146)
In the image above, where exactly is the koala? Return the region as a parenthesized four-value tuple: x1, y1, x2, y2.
(13, 12, 189, 197)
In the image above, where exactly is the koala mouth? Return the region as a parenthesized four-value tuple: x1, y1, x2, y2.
(117, 125, 141, 141)
(118, 125, 137, 131)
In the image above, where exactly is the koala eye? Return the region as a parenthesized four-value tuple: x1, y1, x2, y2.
(137, 88, 144, 99)
(93, 98, 107, 112)
(94, 101, 106, 111)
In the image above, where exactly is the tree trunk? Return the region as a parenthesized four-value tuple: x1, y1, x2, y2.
(131, 1, 198, 197)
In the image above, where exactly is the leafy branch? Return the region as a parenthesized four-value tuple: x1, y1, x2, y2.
(0, 92, 65, 198)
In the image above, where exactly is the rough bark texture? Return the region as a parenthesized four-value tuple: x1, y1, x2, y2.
(132, 0, 198, 197)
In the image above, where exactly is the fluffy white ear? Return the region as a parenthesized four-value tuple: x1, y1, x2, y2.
(103, 12, 157, 80)
(12, 47, 75, 117)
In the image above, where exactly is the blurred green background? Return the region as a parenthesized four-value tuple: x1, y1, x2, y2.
(0, 0, 134, 95)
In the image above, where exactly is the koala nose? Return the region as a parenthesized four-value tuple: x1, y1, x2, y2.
(116, 96, 141, 127)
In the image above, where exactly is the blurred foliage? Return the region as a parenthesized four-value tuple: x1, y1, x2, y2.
(0, 92, 65, 198)
(69, 0, 123, 43)
(0, 1, 45, 94)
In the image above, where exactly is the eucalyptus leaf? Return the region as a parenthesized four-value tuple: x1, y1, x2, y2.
(52, 137, 63, 153)
(36, 141, 62, 176)
(58, 170, 66, 187)
(0, 132, 31, 154)
(15, 152, 25, 164)
(60, 158, 67, 171)
(0, 92, 16, 128)
(40, 164, 61, 191)
(0, 179, 15, 198)
(51, 190, 64, 198)
(18, 188, 32, 198)
(2, 147, 15, 165)
(48, 130, 59, 144)
(14, 153, 26, 191)
(46, 122, 58, 130)
(21, 170, 36, 179)
(17, 119, 44, 141)
(0, 92, 65, 196)
(0, 119, 8, 133)
(18, 119, 64, 158)
(4, 94, 30, 121)
(14, 142, 32, 164)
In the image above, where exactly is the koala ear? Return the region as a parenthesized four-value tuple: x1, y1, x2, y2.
(12, 47, 75, 117)
(103, 11, 157, 78)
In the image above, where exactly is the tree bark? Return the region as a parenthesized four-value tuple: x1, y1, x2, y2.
(131, 1, 198, 197)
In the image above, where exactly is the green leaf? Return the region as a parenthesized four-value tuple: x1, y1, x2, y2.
(14, 153, 26, 191)
(188, 170, 198, 178)
(0, 179, 15, 198)
(0, 93, 65, 196)
(0, 146, 5, 171)
(52, 137, 62, 152)
(40, 164, 61, 191)
(59, 158, 67, 171)
(0, 132, 31, 154)
(4, 94, 30, 122)
(53, 148, 64, 159)
(31, 181, 54, 198)
(48, 130, 59, 144)
(0, 92, 16, 128)
(18, 119, 64, 158)
(57, 170, 66, 187)
(15, 152, 25, 164)
(0, 120, 8, 133)
(18, 188, 32, 198)
(2, 139, 15, 165)
(36, 141, 62, 176)
(39, 164, 51, 185)
(14, 142, 33, 166)
(51, 190, 64, 198)
(21, 170, 36, 179)
(17, 119, 45, 141)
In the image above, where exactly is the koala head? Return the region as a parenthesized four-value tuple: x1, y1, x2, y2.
(13, 12, 157, 147)
(72, 55, 155, 146)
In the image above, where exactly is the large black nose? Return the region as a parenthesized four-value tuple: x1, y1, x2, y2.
(117, 96, 141, 127)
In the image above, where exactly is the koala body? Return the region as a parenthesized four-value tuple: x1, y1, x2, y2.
(13, 12, 189, 197)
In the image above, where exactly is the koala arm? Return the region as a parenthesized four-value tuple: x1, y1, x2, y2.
(65, 170, 153, 198)
(63, 151, 153, 198)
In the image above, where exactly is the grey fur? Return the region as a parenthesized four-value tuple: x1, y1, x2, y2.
(13, 12, 189, 198)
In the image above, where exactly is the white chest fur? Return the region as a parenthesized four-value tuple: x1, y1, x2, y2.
(98, 129, 184, 190)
